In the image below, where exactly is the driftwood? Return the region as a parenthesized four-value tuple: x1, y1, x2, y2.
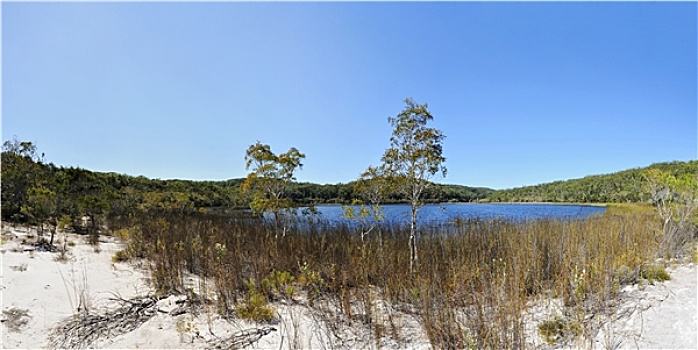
(49, 295, 163, 349)
(206, 326, 277, 350)
(49, 293, 276, 350)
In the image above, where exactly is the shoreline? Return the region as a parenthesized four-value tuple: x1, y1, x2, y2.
(3, 223, 694, 349)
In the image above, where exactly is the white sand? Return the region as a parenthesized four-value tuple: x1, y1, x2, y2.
(593, 264, 697, 349)
(2, 224, 696, 349)
(1, 226, 428, 349)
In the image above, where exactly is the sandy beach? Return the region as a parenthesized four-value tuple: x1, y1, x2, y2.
(2, 225, 696, 349)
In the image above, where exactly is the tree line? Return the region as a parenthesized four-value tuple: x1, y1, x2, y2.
(488, 160, 698, 203)
(1, 138, 489, 231)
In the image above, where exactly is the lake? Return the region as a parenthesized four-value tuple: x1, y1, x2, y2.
(304, 203, 606, 226)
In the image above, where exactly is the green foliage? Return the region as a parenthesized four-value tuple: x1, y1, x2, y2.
(1, 138, 243, 232)
(640, 265, 671, 284)
(287, 180, 491, 205)
(378, 98, 447, 271)
(342, 199, 385, 242)
(343, 166, 389, 242)
(236, 279, 276, 322)
(2, 137, 44, 222)
(490, 160, 698, 203)
(111, 249, 130, 263)
(538, 317, 581, 345)
(262, 270, 296, 300)
(21, 185, 57, 230)
(645, 168, 698, 256)
(2, 138, 490, 233)
(242, 141, 306, 236)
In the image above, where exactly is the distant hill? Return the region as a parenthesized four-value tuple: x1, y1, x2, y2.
(488, 160, 698, 203)
(1, 146, 493, 222)
(277, 181, 494, 205)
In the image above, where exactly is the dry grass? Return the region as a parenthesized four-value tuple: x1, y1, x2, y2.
(112, 208, 673, 349)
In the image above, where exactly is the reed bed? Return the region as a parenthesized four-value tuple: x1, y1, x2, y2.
(114, 209, 664, 349)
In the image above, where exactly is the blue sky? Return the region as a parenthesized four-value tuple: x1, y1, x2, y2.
(3, 2, 696, 189)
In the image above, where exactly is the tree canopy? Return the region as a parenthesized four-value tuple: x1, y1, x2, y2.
(379, 98, 447, 271)
(488, 160, 698, 203)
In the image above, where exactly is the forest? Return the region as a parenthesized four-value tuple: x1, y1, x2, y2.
(488, 160, 698, 203)
(0, 138, 492, 228)
(5, 136, 698, 231)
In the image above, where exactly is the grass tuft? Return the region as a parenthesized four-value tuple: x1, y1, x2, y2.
(640, 265, 671, 284)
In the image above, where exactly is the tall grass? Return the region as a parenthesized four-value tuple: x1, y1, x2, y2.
(115, 209, 663, 348)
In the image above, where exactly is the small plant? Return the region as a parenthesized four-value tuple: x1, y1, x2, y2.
(0, 226, 11, 244)
(236, 279, 276, 322)
(9, 263, 28, 272)
(2, 307, 31, 332)
(538, 317, 581, 345)
(54, 250, 71, 263)
(297, 262, 325, 301)
(114, 228, 130, 241)
(640, 265, 671, 284)
(262, 270, 295, 300)
(112, 249, 130, 263)
(175, 315, 200, 343)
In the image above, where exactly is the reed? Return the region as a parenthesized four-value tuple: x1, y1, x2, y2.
(115, 208, 668, 348)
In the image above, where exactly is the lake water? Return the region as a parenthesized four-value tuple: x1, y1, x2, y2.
(306, 203, 606, 226)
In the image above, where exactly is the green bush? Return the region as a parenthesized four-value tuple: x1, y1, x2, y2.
(538, 317, 581, 345)
(640, 265, 671, 284)
(236, 279, 276, 322)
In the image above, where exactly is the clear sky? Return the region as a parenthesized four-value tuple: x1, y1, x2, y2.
(3, 2, 696, 189)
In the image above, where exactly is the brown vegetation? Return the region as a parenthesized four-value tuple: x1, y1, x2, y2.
(109, 207, 677, 349)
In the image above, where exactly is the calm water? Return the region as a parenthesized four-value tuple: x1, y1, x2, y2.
(305, 203, 606, 226)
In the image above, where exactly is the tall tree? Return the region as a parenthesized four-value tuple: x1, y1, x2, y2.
(381, 98, 447, 272)
(1, 137, 44, 221)
(242, 141, 305, 237)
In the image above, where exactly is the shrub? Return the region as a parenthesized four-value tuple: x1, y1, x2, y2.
(538, 317, 581, 345)
(111, 249, 130, 263)
(640, 265, 671, 284)
(262, 270, 295, 300)
(236, 279, 276, 323)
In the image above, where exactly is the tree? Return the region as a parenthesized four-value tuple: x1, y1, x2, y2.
(645, 169, 698, 257)
(242, 142, 305, 237)
(21, 185, 57, 245)
(380, 98, 447, 272)
(342, 165, 388, 243)
(1, 137, 44, 221)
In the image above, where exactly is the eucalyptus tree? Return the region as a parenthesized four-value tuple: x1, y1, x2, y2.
(342, 165, 389, 243)
(645, 169, 698, 256)
(242, 141, 305, 237)
(380, 98, 447, 272)
(1, 137, 44, 221)
(21, 185, 57, 241)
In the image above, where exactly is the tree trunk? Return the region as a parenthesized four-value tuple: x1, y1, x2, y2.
(409, 202, 418, 274)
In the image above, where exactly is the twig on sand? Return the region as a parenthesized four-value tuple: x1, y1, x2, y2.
(49, 295, 164, 349)
(206, 326, 277, 350)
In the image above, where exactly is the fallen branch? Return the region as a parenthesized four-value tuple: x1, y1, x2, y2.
(49, 295, 166, 349)
(206, 326, 277, 350)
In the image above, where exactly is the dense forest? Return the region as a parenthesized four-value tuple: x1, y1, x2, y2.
(0, 139, 492, 226)
(488, 160, 698, 203)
